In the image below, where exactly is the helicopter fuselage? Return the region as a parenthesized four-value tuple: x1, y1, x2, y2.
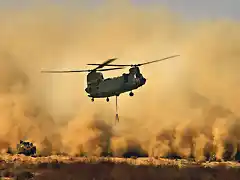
(85, 67, 146, 98)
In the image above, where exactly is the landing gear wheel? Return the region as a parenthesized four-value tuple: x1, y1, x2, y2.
(91, 98, 94, 102)
(106, 97, 109, 102)
(129, 92, 134, 97)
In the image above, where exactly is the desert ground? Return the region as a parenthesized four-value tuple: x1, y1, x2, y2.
(0, 154, 240, 180)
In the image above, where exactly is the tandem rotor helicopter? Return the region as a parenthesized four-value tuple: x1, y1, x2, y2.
(41, 55, 180, 123)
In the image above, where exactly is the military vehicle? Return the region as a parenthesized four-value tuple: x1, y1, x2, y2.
(16, 140, 36, 156)
(41, 55, 180, 123)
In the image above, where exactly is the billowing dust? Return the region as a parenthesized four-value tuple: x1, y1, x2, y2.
(0, 1, 240, 161)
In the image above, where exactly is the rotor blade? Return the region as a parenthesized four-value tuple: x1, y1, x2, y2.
(41, 67, 123, 73)
(98, 67, 124, 71)
(92, 58, 118, 71)
(87, 55, 180, 67)
(137, 55, 180, 66)
(87, 63, 129, 67)
(41, 70, 90, 73)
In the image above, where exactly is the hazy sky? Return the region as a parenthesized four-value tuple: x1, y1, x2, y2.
(132, 0, 240, 20)
(0, 0, 239, 20)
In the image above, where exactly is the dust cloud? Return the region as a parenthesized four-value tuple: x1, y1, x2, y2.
(0, 1, 240, 161)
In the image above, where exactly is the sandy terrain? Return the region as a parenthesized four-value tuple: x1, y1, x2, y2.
(0, 154, 240, 180)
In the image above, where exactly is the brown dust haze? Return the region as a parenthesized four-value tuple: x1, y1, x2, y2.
(0, 2, 240, 160)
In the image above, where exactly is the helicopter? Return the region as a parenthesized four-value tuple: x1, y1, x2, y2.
(41, 55, 180, 123)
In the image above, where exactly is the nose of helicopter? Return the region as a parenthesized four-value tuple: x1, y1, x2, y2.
(141, 77, 146, 85)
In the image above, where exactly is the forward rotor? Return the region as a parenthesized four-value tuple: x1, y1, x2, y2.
(87, 55, 180, 67)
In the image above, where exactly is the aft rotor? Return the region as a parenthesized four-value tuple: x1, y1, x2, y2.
(41, 58, 124, 74)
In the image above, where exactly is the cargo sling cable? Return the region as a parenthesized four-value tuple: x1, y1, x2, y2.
(115, 95, 119, 124)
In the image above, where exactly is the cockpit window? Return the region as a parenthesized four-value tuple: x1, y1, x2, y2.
(136, 73, 141, 78)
